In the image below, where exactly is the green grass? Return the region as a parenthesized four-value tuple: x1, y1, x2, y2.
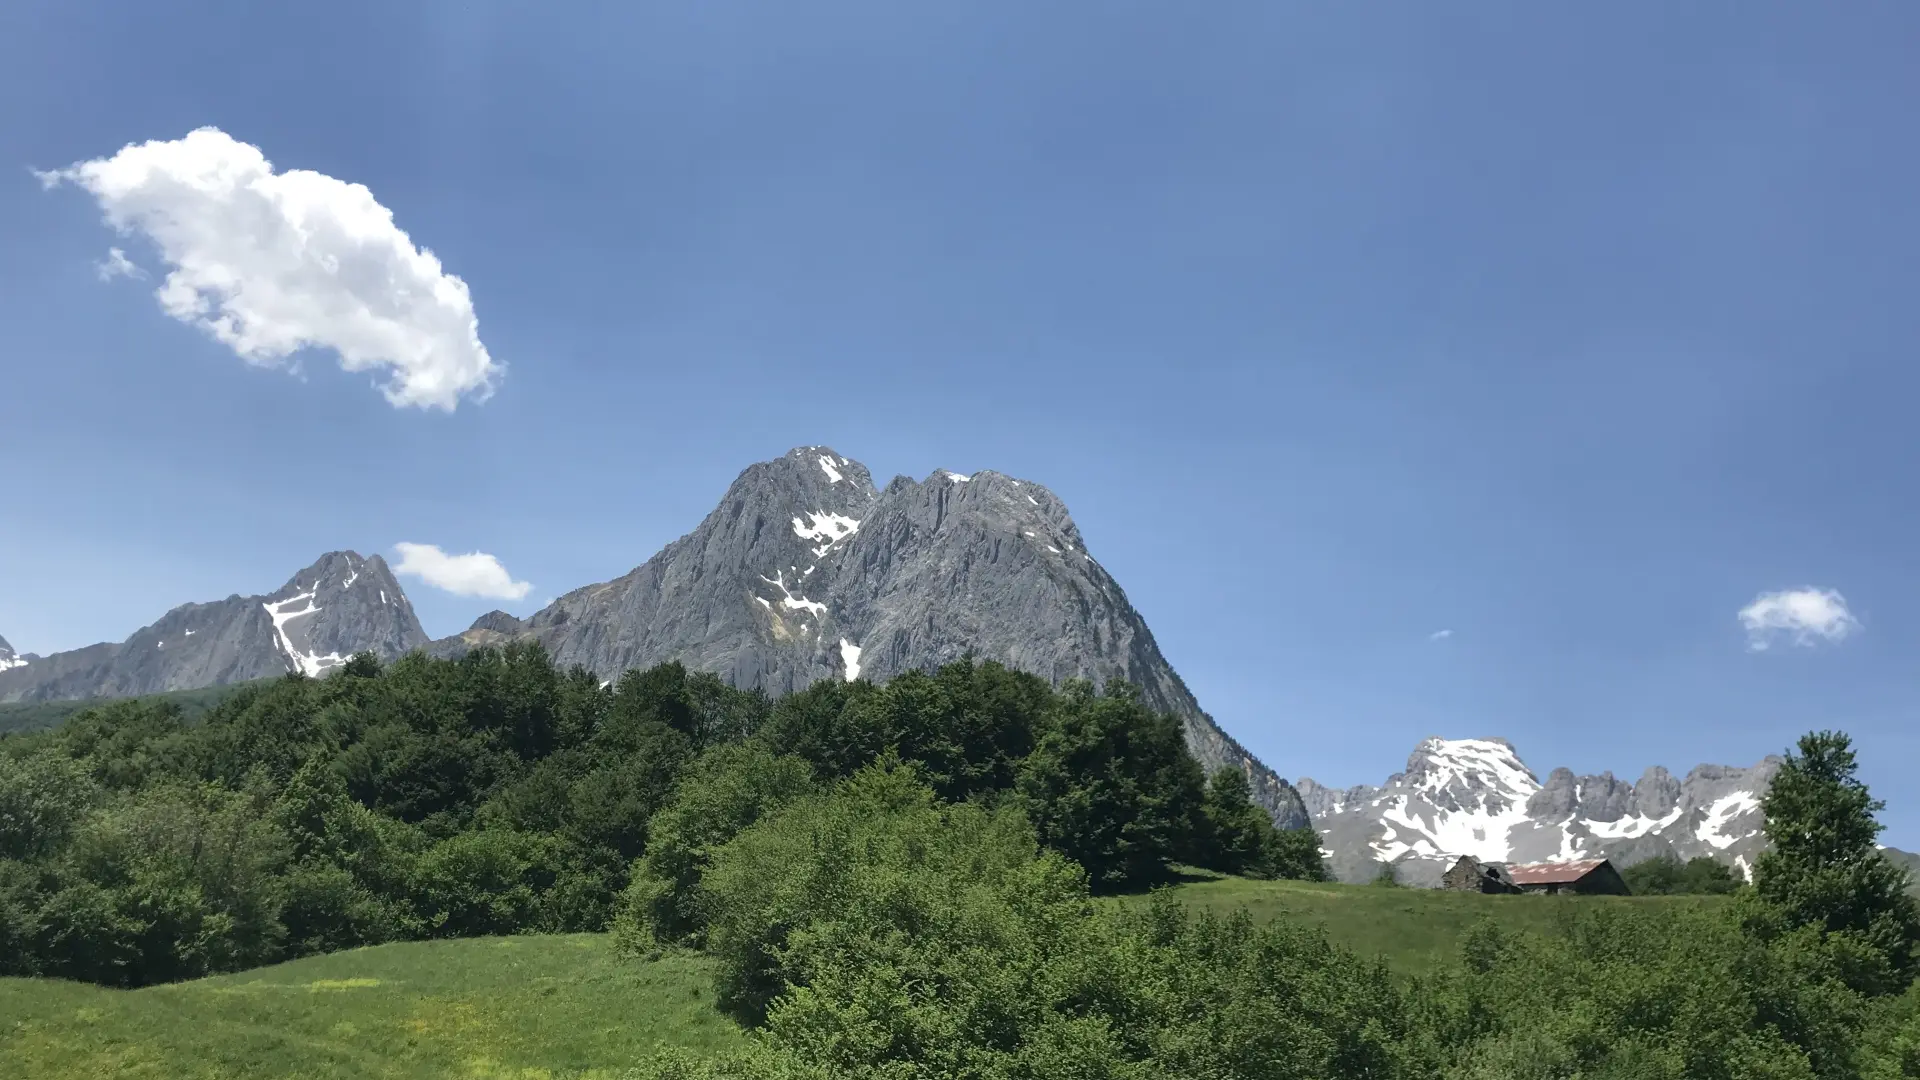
(0, 934, 744, 1079)
(0, 877, 1732, 1077)
(1145, 874, 1729, 977)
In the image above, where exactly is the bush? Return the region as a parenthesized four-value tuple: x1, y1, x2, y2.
(1623, 853, 1741, 896)
(408, 828, 563, 938)
(1413, 908, 1868, 1079)
(657, 759, 1412, 1078)
(613, 743, 816, 950)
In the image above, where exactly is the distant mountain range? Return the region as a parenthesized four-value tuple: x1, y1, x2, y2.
(1300, 737, 1795, 885)
(0, 446, 1307, 829)
(0, 552, 426, 703)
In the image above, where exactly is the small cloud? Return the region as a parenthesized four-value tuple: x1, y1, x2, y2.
(38, 127, 500, 411)
(1738, 587, 1858, 651)
(393, 542, 531, 600)
(1428, 629, 1453, 641)
(95, 247, 145, 281)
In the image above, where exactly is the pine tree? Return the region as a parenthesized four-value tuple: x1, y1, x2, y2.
(1752, 730, 1920, 993)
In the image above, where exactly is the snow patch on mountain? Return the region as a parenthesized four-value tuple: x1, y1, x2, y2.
(0, 635, 25, 673)
(759, 571, 827, 618)
(263, 592, 350, 677)
(1698, 792, 1762, 850)
(839, 639, 863, 681)
(792, 511, 860, 557)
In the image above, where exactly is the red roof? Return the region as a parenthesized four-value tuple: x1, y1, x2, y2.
(1506, 859, 1612, 886)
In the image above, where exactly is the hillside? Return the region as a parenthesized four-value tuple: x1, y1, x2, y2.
(1148, 873, 1730, 977)
(0, 935, 742, 1079)
(2, 884, 1718, 1078)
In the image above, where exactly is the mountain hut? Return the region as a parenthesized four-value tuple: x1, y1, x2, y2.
(1505, 858, 1630, 896)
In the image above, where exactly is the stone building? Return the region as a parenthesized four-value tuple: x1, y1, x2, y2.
(1439, 855, 1519, 894)
(1506, 858, 1631, 896)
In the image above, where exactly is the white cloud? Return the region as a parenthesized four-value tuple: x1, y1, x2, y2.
(1738, 587, 1859, 651)
(393, 542, 531, 600)
(95, 246, 145, 281)
(1428, 629, 1453, 641)
(37, 127, 500, 411)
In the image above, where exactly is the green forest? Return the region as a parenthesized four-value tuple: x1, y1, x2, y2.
(3, 644, 1918, 1078)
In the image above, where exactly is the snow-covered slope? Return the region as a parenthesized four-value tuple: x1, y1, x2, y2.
(0, 635, 26, 673)
(1298, 737, 1781, 885)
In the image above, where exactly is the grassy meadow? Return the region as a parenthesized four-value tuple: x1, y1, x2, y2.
(1152, 873, 1729, 976)
(2, 879, 1709, 1079)
(1, 934, 743, 1080)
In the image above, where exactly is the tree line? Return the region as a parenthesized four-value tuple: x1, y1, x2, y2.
(0, 643, 1322, 987)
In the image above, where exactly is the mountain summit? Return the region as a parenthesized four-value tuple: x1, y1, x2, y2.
(0, 552, 427, 703)
(0, 634, 24, 673)
(431, 446, 1309, 828)
(1299, 736, 1781, 884)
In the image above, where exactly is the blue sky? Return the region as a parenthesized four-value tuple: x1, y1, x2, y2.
(3, 3, 1916, 843)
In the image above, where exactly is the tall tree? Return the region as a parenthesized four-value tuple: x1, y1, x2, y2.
(1752, 730, 1920, 993)
(1016, 680, 1203, 889)
(1197, 765, 1270, 875)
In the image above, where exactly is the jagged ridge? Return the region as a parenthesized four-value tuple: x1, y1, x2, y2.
(1299, 737, 1782, 885)
(0, 553, 427, 703)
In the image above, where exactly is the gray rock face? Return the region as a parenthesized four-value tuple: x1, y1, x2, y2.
(1299, 736, 1783, 885)
(429, 446, 1309, 829)
(0, 552, 427, 703)
(0, 635, 22, 673)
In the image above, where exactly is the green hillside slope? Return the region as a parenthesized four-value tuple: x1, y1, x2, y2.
(0, 934, 743, 1080)
(1148, 873, 1730, 976)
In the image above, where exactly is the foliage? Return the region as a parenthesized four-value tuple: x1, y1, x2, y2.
(1197, 765, 1330, 882)
(1750, 731, 1920, 994)
(0, 646, 1262, 988)
(1622, 853, 1743, 896)
(674, 760, 1412, 1078)
(1411, 907, 1871, 1080)
(614, 742, 816, 949)
(1016, 679, 1205, 889)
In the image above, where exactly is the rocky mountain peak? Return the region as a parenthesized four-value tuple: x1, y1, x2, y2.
(0, 634, 24, 672)
(260, 552, 424, 678)
(1398, 737, 1540, 814)
(1, 550, 428, 704)
(424, 445, 1311, 830)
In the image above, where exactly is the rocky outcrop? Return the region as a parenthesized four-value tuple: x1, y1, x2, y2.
(0, 552, 427, 703)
